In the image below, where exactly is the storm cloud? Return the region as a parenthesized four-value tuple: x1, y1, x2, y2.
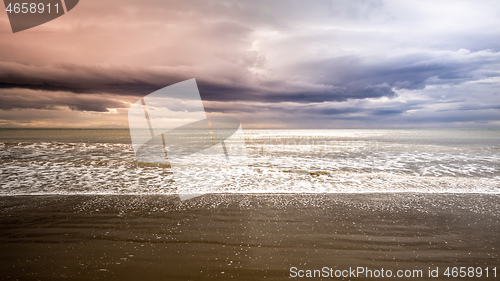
(0, 0, 499, 127)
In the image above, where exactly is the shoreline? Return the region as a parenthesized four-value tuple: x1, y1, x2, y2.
(1, 191, 500, 197)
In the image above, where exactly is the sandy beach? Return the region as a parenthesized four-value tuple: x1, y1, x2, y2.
(2, 0, 500, 279)
(0, 193, 498, 280)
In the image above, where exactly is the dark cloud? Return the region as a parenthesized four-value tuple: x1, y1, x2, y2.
(296, 50, 500, 95)
(1, 47, 498, 114)
(456, 104, 500, 111)
(0, 90, 124, 112)
(0, 63, 185, 97)
(0, 61, 398, 104)
(2, 50, 486, 106)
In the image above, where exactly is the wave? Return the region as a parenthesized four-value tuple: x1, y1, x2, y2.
(1, 137, 499, 195)
(1, 160, 499, 195)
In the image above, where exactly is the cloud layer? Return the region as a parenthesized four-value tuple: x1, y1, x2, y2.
(0, 0, 499, 128)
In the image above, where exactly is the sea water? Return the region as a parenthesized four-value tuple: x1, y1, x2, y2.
(0, 129, 499, 195)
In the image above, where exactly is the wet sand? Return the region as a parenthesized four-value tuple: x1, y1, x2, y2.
(0, 194, 498, 280)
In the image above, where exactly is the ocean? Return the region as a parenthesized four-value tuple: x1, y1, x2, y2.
(1, 129, 499, 195)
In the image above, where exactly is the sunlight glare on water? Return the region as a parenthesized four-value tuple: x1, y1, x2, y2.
(0, 129, 499, 195)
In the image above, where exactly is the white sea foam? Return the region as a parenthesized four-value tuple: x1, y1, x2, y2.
(1, 129, 499, 195)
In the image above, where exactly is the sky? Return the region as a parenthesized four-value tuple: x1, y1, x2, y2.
(0, 0, 499, 128)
